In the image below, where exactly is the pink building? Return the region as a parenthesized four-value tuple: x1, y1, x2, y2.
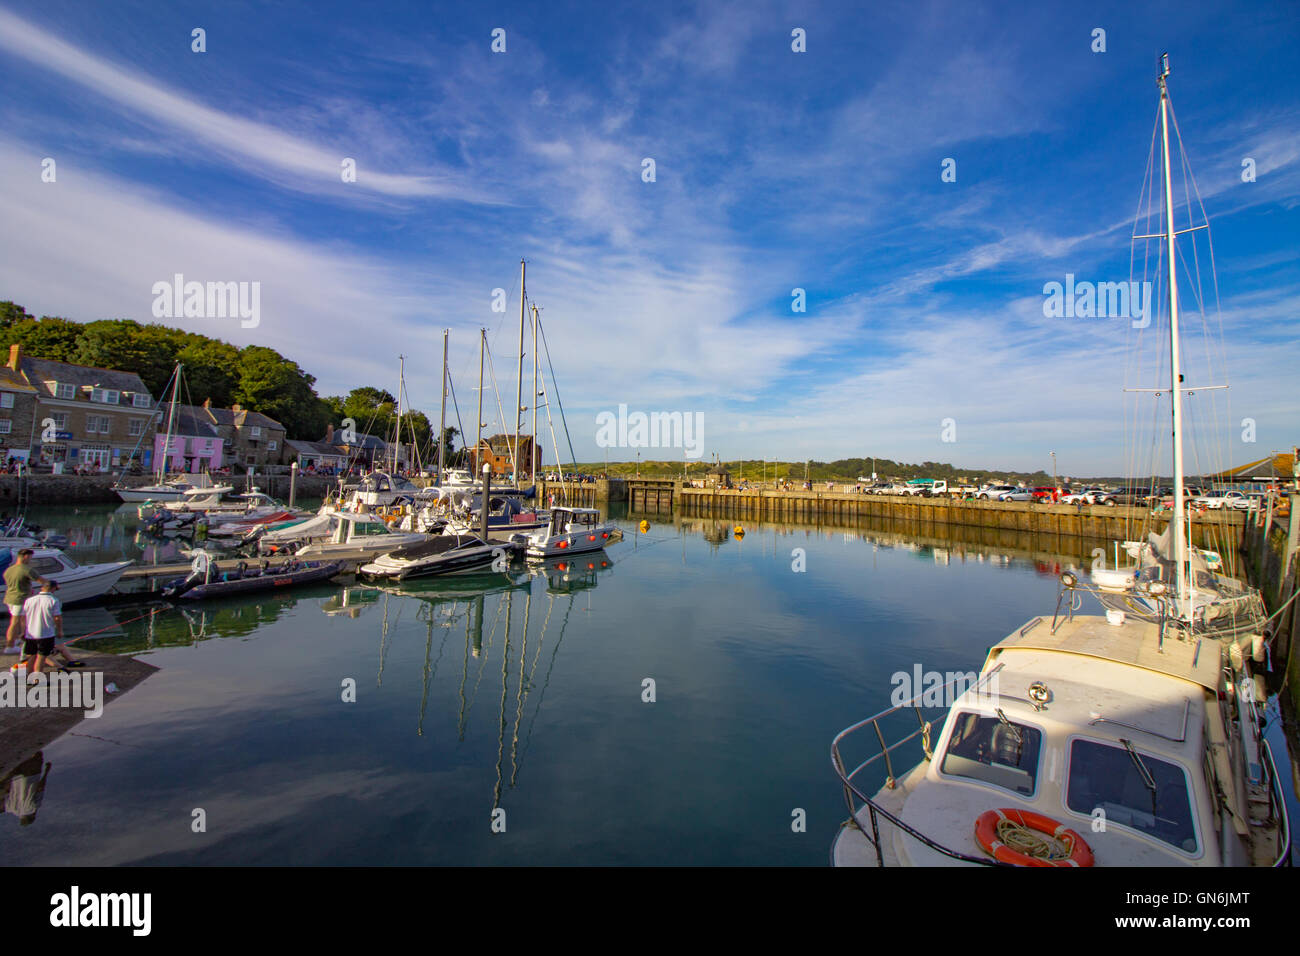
(152, 408, 223, 474)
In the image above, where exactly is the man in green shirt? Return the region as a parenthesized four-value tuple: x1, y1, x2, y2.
(4, 550, 48, 654)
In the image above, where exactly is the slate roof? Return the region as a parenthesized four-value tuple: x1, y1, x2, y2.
(19, 356, 151, 400)
(178, 404, 286, 432)
(167, 408, 221, 438)
(288, 439, 347, 458)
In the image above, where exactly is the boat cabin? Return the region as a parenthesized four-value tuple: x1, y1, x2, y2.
(833, 614, 1290, 867)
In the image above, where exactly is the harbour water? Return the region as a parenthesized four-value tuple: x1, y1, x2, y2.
(2, 504, 1296, 865)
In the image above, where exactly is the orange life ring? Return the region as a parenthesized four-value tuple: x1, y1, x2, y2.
(973, 808, 1094, 867)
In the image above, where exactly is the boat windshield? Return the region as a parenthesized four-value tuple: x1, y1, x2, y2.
(939, 711, 1041, 795)
(1065, 738, 1197, 853)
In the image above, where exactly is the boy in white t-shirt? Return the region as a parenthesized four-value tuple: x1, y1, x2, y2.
(20, 581, 62, 679)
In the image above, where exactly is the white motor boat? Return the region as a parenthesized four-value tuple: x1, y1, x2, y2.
(358, 534, 513, 580)
(829, 56, 1290, 869)
(2, 549, 132, 606)
(831, 610, 1290, 867)
(352, 472, 419, 508)
(294, 512, 428, 558)
(514, 507, 618, 558)
(115, 477, 204, 503)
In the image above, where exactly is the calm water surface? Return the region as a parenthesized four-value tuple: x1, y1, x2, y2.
(3, 504, 1296, 865)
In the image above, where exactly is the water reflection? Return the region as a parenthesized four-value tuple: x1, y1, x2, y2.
(1, 752, 51, 827)
(362, 554, 616, 814)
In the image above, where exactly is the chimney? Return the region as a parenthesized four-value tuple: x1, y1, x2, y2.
(7, 344, 19, 371)
(231, 403, 242, 413)
(326, 423, 334, 442)
(203, 397, 211, 409)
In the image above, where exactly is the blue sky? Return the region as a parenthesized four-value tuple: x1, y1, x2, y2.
(0, 0, 1296, 475)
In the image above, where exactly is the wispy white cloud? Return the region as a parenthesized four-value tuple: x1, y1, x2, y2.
(0, 7, 494, 202)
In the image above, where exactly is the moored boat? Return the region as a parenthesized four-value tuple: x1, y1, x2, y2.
(515, 507, 618, 558)
(161, 554, 343, 600)
(358, 534, 515, 581)
(0, 548, 132, 605)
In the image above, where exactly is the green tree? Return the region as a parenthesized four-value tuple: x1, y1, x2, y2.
(234, 346, 330, 439)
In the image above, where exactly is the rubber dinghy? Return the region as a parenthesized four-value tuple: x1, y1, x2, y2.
(162, 552, 343, 600)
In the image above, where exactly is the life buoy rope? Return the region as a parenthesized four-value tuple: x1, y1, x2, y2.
(974, 808, 1094, 867)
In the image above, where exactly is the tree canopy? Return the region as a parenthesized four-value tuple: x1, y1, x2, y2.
(0, 301, 408, 441)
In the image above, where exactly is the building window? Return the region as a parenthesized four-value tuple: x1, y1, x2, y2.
(128, 419, 145, 437)
(51, 412, 69, 430)
(0, 419, 10, 435)
(268, 439, 277, 451)
(91, 388, 120, 404)
(54, 383, 75, 400)
(248, 426, 262, 439)
(132, 393, 151, 408)
(86, 414, 111, 434)
(0, 393, 12, 409)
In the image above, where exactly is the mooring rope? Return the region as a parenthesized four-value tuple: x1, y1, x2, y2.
(994, 819, 1071, 861)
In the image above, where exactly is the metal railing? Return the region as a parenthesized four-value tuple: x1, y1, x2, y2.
(1260, 741, 1294, 867)
(830, 665, 1008, 867)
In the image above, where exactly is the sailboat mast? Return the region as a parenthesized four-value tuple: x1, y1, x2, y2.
(531, 303, 539, 481)
(476, 328, 485, 477)
(394, 355, 404, 474)
(515, 259, 525, 483)
(160, 362, 181, 479)
(438, 329, 448, 483)
(1158, 53, 1190, 608)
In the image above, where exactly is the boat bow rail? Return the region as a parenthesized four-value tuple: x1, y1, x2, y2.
(830, 665, 1008, 867)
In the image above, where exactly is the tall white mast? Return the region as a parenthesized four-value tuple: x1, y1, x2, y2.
(438, 329, 448, 483)
(476, 328, 486, 477)
(531, 303, 539, 480)
(394, 355, 404, 474)
(160, 362, 181, 479)
(514, 259, 525, 483)
(1158, 53, 1189, 610)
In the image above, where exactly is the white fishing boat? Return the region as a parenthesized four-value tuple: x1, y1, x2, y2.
(513, 507, 617, 558)
(294, 512, 428, 558)
(2, 549, 132, 605)
(830, 55, 1290, 869)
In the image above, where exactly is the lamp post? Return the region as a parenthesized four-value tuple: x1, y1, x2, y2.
(1050, 451, 1058, 491)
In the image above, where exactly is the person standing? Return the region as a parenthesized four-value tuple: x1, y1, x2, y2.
(3, 549, 46, 655)
(20, 580, 63, 678)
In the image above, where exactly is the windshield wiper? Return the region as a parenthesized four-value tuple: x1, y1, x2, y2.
(1121, 738, 1159, 816)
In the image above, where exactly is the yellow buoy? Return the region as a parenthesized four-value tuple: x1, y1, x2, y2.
(639, 520, 650, 533)
(733, 525, 745, 538)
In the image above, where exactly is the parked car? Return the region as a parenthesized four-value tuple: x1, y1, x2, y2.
(1195, 490, 1258, 510)
(1108, 485, 1165, 506)
(978, 484, 1017, 500)
(1061, 486, 1100, 504)
(1030, 486, 1060, 502)
(998, 488, 1035, 502)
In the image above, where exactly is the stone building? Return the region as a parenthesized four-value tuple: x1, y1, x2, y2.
(13, 347, 156, 472)
(0, 350, 40, 465)
(182, 400, 287, 471)
(470, 434, 542, 478)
